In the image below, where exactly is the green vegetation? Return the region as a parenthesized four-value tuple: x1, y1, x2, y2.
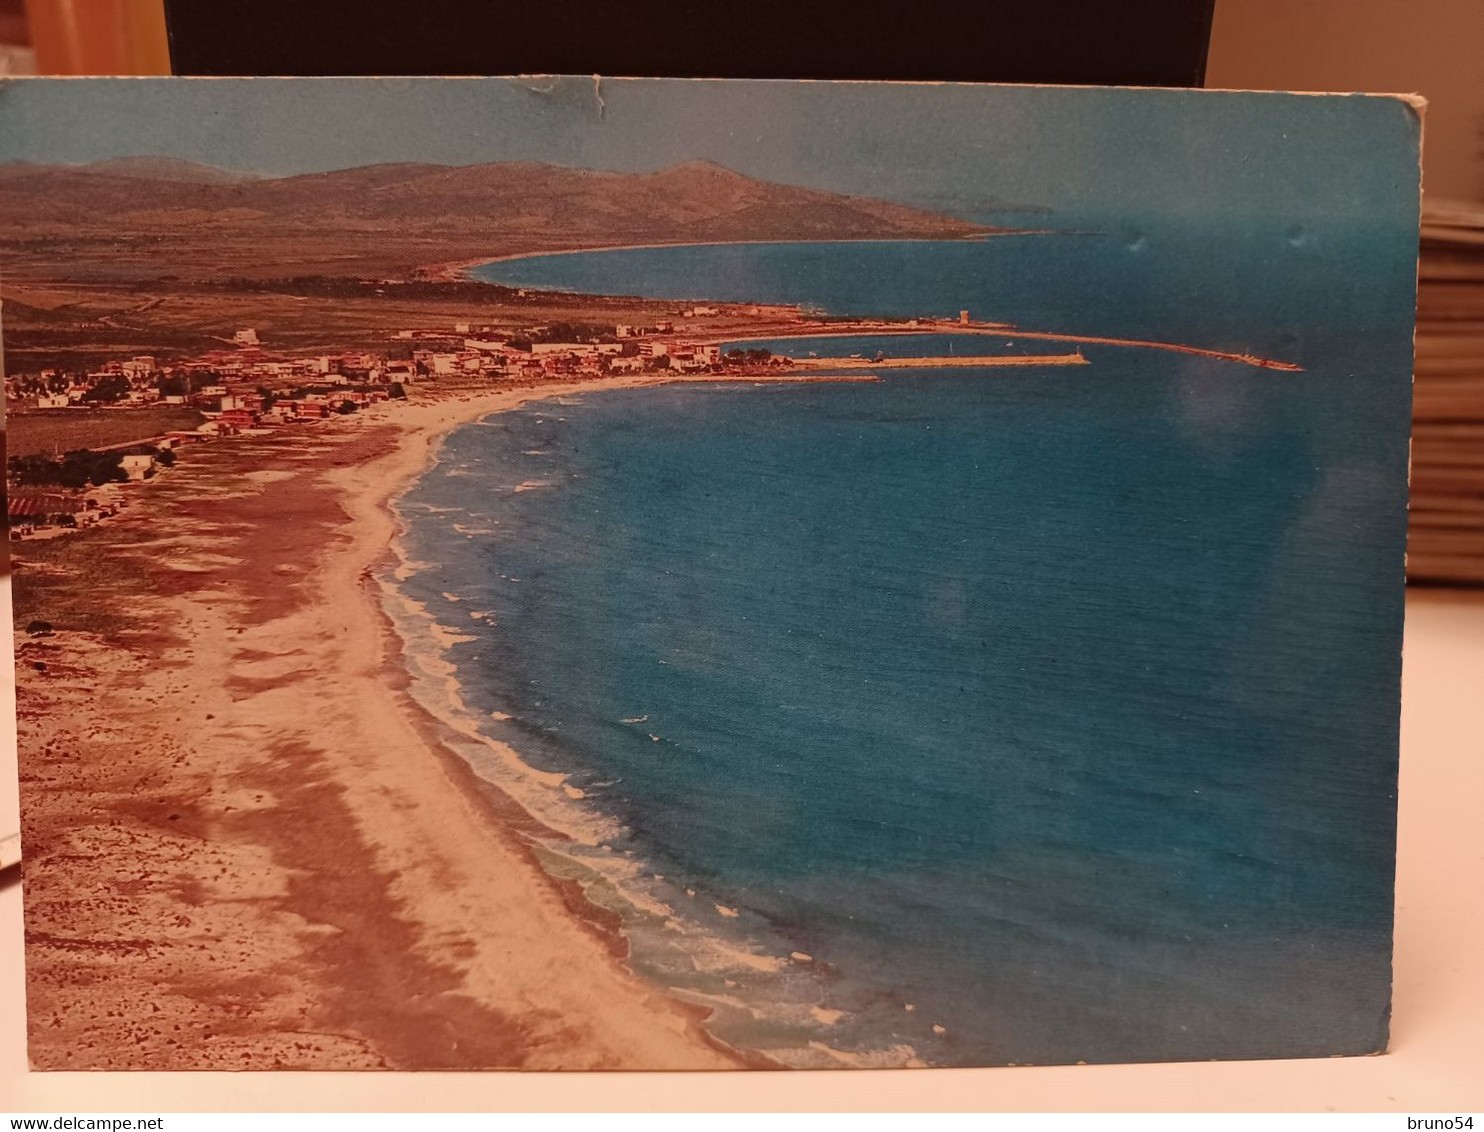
(158, 372, 225, 397)
(725, 348, 773, 364)
(83, 375, 132, 403)
(6, 372, 73, 397)
(9, 450, 128, 489)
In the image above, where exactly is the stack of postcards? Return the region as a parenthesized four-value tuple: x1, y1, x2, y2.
(1411, 198, 1484, 585)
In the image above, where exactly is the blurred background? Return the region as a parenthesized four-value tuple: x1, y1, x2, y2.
(2, 0, 1483, 584)
(4, 0, 1479, 196)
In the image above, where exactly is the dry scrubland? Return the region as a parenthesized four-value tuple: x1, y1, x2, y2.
(2, 156, 1002, 1070)
(5, 406, 206, 458)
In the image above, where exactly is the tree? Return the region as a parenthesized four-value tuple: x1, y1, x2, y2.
(336, 400, 358, 414)
(388, 383, 407, 400)
(83, 375, 131, 403)
(155, 447, 177, 467)
(7, 454, 61, 486)
(536, 321, 610, 344)
(56, 450, 128, 488)
(7, 451, 123, 488)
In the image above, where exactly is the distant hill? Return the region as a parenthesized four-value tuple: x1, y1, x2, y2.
(77, 156, 263, 184)
(0, 157, 1007, 281)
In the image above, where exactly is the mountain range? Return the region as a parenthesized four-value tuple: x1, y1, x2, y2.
(0, 157, 1007, 281)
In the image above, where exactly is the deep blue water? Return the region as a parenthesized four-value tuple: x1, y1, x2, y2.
(392, 224, 1413, 1067)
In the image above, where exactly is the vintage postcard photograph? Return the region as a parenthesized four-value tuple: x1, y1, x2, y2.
(0, 78, 1418, 1070)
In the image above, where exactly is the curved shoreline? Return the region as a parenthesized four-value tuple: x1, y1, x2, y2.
(364, 373, 927, 1070)
(459, 240, 1304, 373)
(424, 231, 1042, 283)
(329, 381, 761, 1069)
(14, 378, 793, 1071)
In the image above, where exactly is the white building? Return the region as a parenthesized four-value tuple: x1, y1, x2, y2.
(119, 454, 155, 482)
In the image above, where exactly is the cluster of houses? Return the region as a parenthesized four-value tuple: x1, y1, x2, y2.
(7, 337, 413, 417)
(6, 321, 748, 417)
(5, 321, 766, 538)
(412, 336, 723, 380)
(7, 490, 123, 535)
(403, 322, 727, 382)
(19, 368, 398, 425)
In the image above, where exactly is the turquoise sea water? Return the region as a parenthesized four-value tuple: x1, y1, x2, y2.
(388, 223, 1413, 1067)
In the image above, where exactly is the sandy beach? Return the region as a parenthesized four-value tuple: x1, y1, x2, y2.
(12, 375, 799, 1070)
(444, 233, 1002, 279)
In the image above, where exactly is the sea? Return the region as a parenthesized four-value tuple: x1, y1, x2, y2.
(380, 216, 1414, 1068)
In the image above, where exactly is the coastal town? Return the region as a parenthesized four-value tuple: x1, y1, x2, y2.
(0, 75, 1378, 1078)
(5, 296, 1121, 540)
(2, 313, 795, 537)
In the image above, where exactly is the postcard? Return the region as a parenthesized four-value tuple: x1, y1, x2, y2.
(0, 78, 1419, 1070)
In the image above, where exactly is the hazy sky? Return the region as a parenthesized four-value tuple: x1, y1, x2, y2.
(0, 78, 1420, 222)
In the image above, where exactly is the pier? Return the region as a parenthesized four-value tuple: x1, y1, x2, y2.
(719, 318, 1304, 372)
(790, 352, 1089, 371)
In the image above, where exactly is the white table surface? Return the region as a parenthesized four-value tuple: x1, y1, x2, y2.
(1, 583, 1480, 1113)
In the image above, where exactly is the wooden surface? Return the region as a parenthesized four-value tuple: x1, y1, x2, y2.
(1411, 200, 1484, 585)
(22, 0, 168, 75)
